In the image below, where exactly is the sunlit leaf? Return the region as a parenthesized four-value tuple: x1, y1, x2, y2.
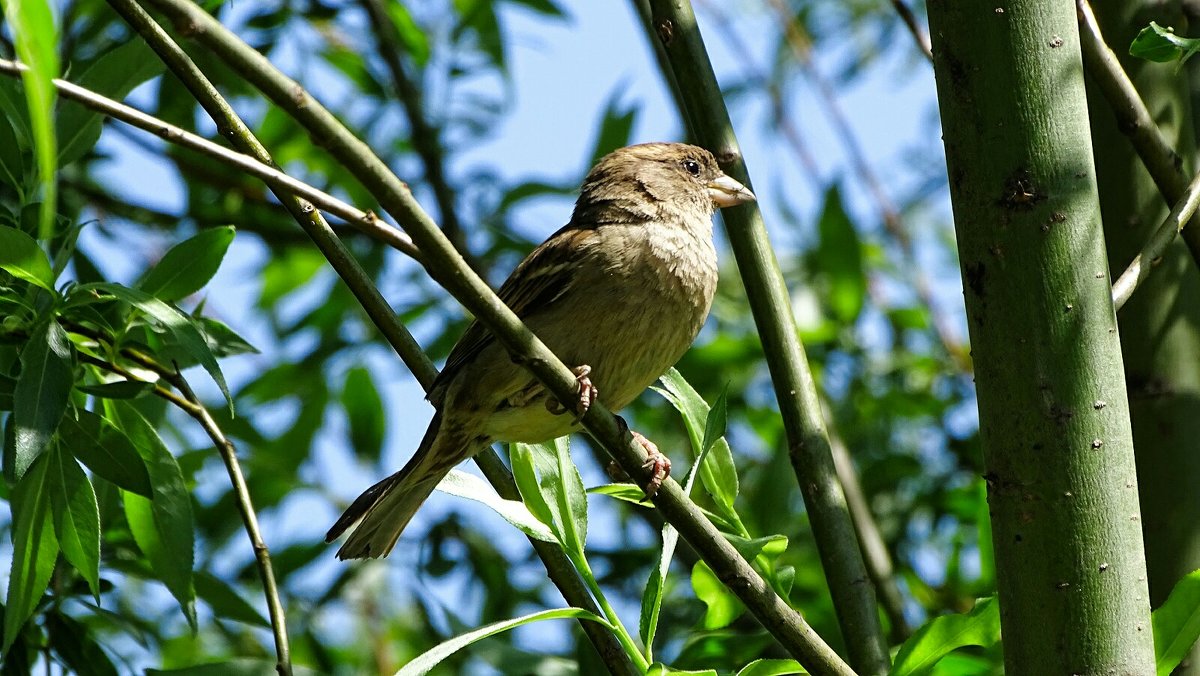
(0, 225, 53, 290)
(393, 607, 612, 676)
(1153, 568, 1200, 676)
(735, 658, 807, 675)
(816, 185, 865, 323)
(691, 561, 745, 629)
(435, 469, 557, 542)
(4, 0, 58, 240)
(892, 596, 1000, 676)
(47, 444, 100, 598)
(137, 226, 235, 302)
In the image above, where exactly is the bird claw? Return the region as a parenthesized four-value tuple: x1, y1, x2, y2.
(634, 431, 671, 500)
(605, 425, 671, 501)
(546, 365, 597, 419)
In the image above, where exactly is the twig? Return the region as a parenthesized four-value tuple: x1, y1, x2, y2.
(1078, 0, 1200, 277)
(71, 329, 291, 676)
(889, 0, 933, 62)
(0, 58, 421, 262)
(356, 0, 481, 272)
(1112, 168, 1200, 309)
(141, 0, 853, 672)
(762, 0, 965, 370)
(641, 0, 889, 673)
(108, 2, 638, 672)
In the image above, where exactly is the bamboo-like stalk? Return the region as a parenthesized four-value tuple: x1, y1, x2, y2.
(638, 1, 890, 672)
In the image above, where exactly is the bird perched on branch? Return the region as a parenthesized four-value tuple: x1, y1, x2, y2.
(327, 142, 755, 559)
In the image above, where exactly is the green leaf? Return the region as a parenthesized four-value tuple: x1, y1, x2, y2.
(0, 108, 24, 189)
(196, 317, 258, 357)
(76, 379, 156, 400)
(816, 185, 866, 322)
(342, 366, 385, 462)
(588, 89, 638, 166)
(115, 403, 196, 628)
(4, 0, 59, 241)
(136, 226, 235, 302)
(735, 659, 807, 676)
(73, 283, 231, 409)
(147, 661, 322, 676)
(58, 409, 152, 497)
(1153, 568, 1200, 675)
(57, 40, 165, 166)
(0, 225, 54, 290)
(509, 441, 556, 529)
(654, 369, 739, 518)
(639, 519, 678, 660)
(47, 444, 100, 598)
(393, 607, 612, 676)
(891, 596, 1000, 676)
(0, 373, 15, 410)
(516, 438, 588, 555)
(46, 612, 119, 676)
(3, 452, 58, 651)
(435, 469, 558, 542)
(647, 667, 717, 676)
(691, 560, 745, 629)
(12, 319, 73, 479)
(194, 571, 268, 628)
(587, 483, 652, 505)
(385, 2, 430, 66)
(1130, 22, 1200, 64)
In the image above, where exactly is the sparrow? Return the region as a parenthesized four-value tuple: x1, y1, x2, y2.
(327, 142, 755, 559)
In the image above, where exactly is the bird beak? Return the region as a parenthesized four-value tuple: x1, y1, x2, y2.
(707, 174, 756, 208)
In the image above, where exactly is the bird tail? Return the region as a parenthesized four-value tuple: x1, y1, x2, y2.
(326, 413, 468, 559)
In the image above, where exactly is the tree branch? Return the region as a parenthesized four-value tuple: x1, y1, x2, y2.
(1077, 0, 1200, 278)
(0, 58, 421, 261)
(640, 1, 889, 672)
(138, 0, 852, 672)
(1112, 167, 1200, 310)
(70, 327, 292, 676)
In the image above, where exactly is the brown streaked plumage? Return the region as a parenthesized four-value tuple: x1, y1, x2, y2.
(327, 142, 754, 559)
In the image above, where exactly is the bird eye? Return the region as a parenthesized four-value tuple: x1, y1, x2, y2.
(683, 159, 701, 176)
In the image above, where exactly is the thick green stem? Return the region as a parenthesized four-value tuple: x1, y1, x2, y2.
(639, 1, 889, 672)
(928, 1, 1155, 672)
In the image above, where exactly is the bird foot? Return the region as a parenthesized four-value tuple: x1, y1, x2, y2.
(604, 420, 671, 501)
(546, 365, 597, 419)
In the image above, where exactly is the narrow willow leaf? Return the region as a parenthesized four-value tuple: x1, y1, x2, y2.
(13, 319, 73, 479)
(1130, 22, 1200, 63)
(57, 40, 164, 166)
(816, 185, 866, 322)
(517, 438, 587, 555)
(393, 607, 612, 676)
(4, 0, 58, 240)
(654, 369, 739, 516)
(58, 408, 152, 497)
(194, 571, 269, 628)
(435, 469, 557, 543)
(46, 612, 119, 676)
(73, 283, 230, 409)
(891, 596, 1000, 676)
(0, 225, 54, 290)
(116, 403, 196, 628)
(137, 226, 235, 302)
(1153, 568, 1200, 676)
(47, 444, 100, 598)
(3, 453, 58, 651)
(691, 560, 745, 629)
(735, 659, 807, 676)
(646, 664, 718, 675)
(509, 442, 556, 531)
(341, 366, 385, 462)
(0, 112, 23, 188)
(76, 379, 156, 400)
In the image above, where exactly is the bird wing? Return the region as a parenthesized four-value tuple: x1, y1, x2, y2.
(429, 224, 592, 401)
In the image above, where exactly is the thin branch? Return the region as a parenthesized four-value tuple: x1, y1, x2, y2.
(889, 0, 933, 62)
(767, 0, 965, 371)
(642, 0, 889, 673)
(104, 2, 637, 672)
(648, 0, 892, 672)
(141, 0, 853, 672)
(1078, 0, 1200, 278)
(71, 332, 291, 676)
(0, 58, 421, 261)
(356, 0, 481, 273)
(1112, 168, 1200, 310)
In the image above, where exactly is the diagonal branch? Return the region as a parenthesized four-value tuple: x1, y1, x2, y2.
(356, 0, 481, 273)
(0, 59, 420, 261)
(1078, 0, 1200, 279)
(1111, 167, 1200, 310)
(103, 2, 635, 672)
(138, 0, 853, 672)
(71, 327, 292, 676)
(640, 0, 890, 673)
